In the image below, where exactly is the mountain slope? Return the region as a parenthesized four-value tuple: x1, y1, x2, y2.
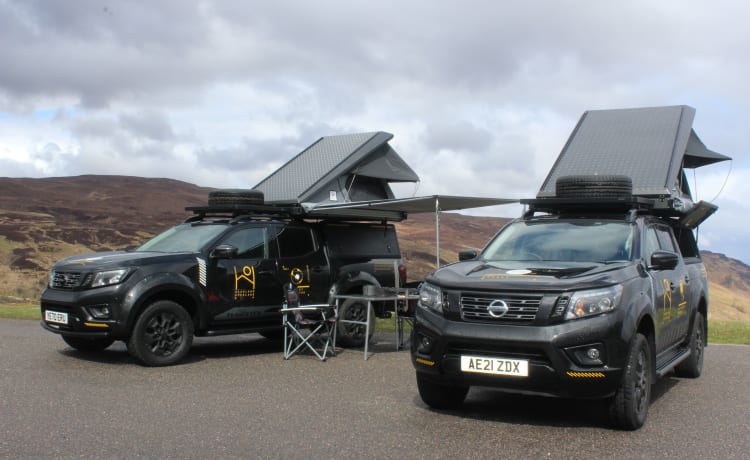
(0, 175, 746, 322)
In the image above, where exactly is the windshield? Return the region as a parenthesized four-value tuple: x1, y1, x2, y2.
(482, 220, 634, 263)
(137, 223, 229, 253)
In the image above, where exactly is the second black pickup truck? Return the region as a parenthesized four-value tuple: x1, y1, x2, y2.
(40, 190, 406, 366)
(411, 193, 709, 429)
(411, 105, 731, 429)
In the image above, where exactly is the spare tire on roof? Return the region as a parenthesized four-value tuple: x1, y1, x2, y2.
(555, 175, 633, 199)
(208, 189, 264, 206)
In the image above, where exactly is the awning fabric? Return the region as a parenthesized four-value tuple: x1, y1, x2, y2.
(303, 195, 518, 220)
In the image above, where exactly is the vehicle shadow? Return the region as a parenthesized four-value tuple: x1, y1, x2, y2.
(57, 333, 284, 366)
(418, 376, 681, 429)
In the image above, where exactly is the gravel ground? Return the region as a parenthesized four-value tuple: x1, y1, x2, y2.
(1, 318, 748, 459)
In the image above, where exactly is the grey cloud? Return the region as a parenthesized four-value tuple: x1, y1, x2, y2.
(118, 111, 174, 142)
(423, 120, 493, 153)
(1, 0, 748, 261)
(0, 157, 35, 177)
(193, 120, 346, 174)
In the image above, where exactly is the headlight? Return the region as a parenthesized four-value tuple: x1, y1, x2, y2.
(91, 269, 129, 288)
(565, 285, 623, 320)
(418, 283, 444, 314)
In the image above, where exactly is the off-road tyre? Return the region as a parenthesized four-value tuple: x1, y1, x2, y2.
(208, 189, 264, 206)
(336, 297, 375, 347)
(416, 372, 469, 410)
(128, 300, 193, 367)
(608, 333, 652, 430)
(62, 335, 115, 352)
(675, 312, 705, 378)
(556, 175, 633, 199)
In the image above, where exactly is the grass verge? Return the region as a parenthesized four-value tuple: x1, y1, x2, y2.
(4, 303, 748, 345)
(0, 303, 39, 320)
(709, 320, 750, 345)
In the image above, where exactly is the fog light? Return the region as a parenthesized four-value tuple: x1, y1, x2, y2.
(87, 305, 111, 319)
(566, 343, 606, 366)
(417, 334, 433, 354)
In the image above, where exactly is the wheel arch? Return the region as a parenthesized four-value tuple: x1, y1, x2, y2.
(636, 313, 657, 379)
(327, 270, 381, 303)
(696, 295, 709, 343)
(124, 274, 202, 333)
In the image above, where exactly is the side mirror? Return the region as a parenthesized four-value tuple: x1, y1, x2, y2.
(459, 249, 479, 261)
(211, 244, 239, 259)
(648, 250, 679, 270)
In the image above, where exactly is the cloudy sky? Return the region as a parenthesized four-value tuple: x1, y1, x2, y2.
(0, 1, 747, 261)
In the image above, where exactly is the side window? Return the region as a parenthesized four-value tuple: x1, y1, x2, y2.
(221, 227, 268, 259)
(277, 226, 316, 257)
(655, 227, 678, 252)
(674, 227, 700, 258)
(643, 227, 660, 260)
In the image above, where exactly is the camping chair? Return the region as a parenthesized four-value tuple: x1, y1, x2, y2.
(282, 283, 337, 361)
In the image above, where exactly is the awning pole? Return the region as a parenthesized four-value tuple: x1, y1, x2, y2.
(435, 196, 441, 268)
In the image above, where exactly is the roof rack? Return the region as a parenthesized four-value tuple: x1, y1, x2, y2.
(520, 196, 717, 229)
(521, 196, 676, 217)
(183, 203, 394, 224)
(184, 203, 305, 221)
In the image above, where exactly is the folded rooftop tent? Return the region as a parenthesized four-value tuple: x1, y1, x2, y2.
(253, 131, 419, 205)
(536, 105, 731, 203)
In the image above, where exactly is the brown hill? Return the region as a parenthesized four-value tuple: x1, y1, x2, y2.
(0, 175, 747, 322)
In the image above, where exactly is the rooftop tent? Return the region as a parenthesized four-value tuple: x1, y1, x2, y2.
(537, 105, 731, 199)
(253, 131, 419, 205)
(252, 130, 517, 267)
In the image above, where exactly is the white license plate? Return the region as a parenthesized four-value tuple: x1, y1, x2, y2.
(45, 310, 68, 325)
(461, 355, 529, 377)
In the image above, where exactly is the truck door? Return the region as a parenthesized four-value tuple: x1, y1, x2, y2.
(645, 224, 691, 352)
(208, 225, 280, 326)
(275, 225, 330, 303)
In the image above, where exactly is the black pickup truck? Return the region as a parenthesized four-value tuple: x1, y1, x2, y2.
(411, 192, 709, 429)
(40, 190, 406, 366)
(410, 105, 732, 429)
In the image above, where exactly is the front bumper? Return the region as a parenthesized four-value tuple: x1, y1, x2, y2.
(40, 285, 127, 338)
(411, 307, 630, 399)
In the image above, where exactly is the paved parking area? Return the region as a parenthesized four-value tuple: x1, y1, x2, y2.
(1, 319, 748, 459)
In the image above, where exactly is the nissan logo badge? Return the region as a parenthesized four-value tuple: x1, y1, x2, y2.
(487, 300, 509, 318)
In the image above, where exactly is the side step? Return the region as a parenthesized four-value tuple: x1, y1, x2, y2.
(655, 347, 690, 378)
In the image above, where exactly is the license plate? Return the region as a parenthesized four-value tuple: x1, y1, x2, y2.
(45, 310, 68, 325)
(461, 355, 529, 377)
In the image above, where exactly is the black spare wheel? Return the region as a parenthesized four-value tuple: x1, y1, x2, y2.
(208, 189, 264, 206)
(555, 175, 633, 199)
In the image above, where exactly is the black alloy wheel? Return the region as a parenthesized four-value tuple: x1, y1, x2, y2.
(676, 311, 705, 378)
(609, 333, 652, 430)
(128, 300, 193, 366)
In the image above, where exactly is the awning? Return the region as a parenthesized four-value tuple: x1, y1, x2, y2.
(304, 195, 518, 267)
(303, 195, 517, 219)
